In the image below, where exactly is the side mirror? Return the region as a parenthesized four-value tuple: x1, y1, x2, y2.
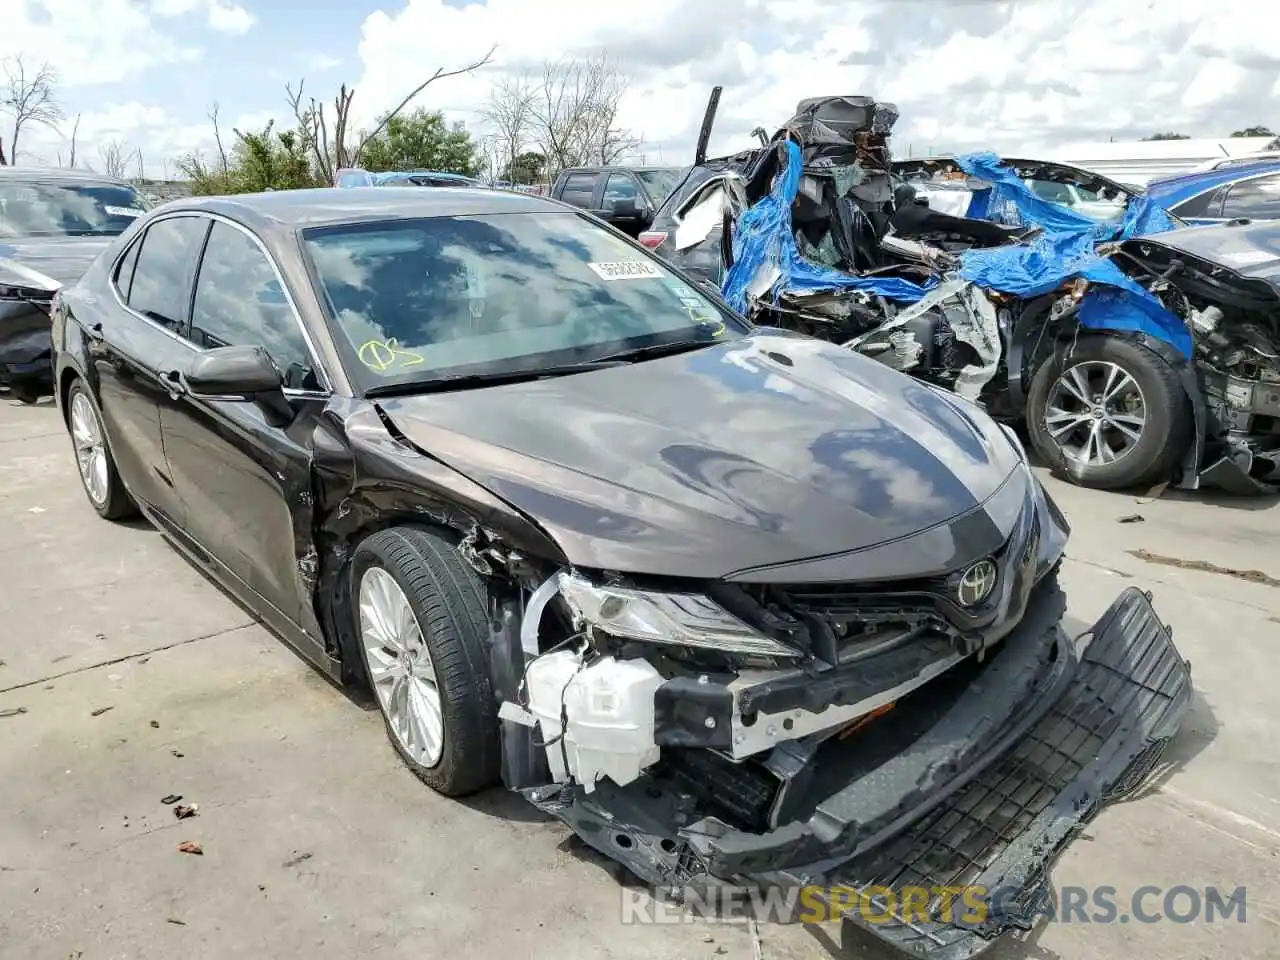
(185, 345, 283, 397)
(183, 345, 295, 427)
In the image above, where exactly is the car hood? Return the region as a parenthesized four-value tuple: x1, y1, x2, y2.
(1122, 220, 1280, 305)
(375, 332, 1024, 580)
(0, 236, 114, 289)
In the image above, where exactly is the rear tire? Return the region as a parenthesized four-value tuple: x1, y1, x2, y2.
(350, 526, 500, 797)
(1026, 336, 1192, 490)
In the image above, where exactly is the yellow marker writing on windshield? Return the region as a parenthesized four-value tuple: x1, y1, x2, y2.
(358, 337, 424, 372)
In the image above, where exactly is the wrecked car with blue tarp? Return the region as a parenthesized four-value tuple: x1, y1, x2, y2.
(648, 90, 1280, 494)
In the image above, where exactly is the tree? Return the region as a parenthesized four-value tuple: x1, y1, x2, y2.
(1141, 132, 1191, 141)
(1231, 125, 1276, 137)
(503, 150, 544, 184)
(358, 108, 480, 176)
(180, 119, 320, 195)
(99, 138, 138, 179)
(286, 46, 494, 183)
(527, 52, 641, 175)
(1, 55, 64, 163)
(56, 113, 81, 169)
(482, 74, 535, 184)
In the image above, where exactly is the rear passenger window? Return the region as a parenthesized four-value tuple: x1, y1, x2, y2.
(1171, 185, 1228, 220)
(189, 221, 318, 390)
(559, 173, 597, 208)
(113, 239, 142, 300)
(126, 216, 210, 333)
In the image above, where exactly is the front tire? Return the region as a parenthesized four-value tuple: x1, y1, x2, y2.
(350, 526, 500, 797)
(66, 379, 136, 520)
(1025, 336, 1192, 490)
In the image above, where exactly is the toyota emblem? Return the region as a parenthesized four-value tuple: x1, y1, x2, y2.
(955, 559, 998, 608)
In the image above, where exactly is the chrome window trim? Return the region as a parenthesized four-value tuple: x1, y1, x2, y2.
(107, 210, 334, 394)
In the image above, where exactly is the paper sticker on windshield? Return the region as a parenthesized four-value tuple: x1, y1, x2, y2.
(104, 205, 144, 218)
(588, 260, 662, 281)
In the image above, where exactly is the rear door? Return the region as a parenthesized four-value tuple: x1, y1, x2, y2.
(557, 171, 599, 209)
(158, 217, 329, 636)
(1219, 173, 1280, 221)
(600, 172, 646, 236)
(93, 214, 210, 526)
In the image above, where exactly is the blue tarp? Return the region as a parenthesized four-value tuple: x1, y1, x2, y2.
(952, 152, 1190, 357)
(721, 143, 1193, 359)
(722, 141, 938, 312)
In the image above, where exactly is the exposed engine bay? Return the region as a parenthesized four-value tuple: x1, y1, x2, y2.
(472, 485, 1192, 956)
(664, 89, 1280, 493)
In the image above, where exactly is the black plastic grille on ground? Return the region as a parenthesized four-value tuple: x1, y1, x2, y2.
(836, 587, 1192, 959)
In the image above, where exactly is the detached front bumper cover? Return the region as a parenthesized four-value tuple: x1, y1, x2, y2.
(528, 586, 1191, 959)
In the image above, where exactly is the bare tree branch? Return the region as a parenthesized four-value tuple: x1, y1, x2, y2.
(287, 45, 495, 183)
(99, 138, 136, 179)
(208, 102, 230, 173)
(56, 112, 82, 168)
(2, 55, 64, 163)
(481, 72, 534, 182)
(526, 52, 639, 177)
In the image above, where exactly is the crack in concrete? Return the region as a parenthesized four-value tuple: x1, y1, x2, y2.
(0, 622, 257, 695)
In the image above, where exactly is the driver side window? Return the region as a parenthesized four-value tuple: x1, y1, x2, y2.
(188, 221, 321, 390)
(603, 174, 638, 206)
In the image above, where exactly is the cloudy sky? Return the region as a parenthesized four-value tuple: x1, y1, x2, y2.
(4, 0, 1278, 177)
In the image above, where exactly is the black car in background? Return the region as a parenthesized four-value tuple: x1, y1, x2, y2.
(548, 164, 685, 237)
(50, 186, 1188, 958)
(0, 168, 149, 403)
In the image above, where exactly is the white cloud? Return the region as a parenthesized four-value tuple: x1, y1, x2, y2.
(206, 1, 254, 35)
(351, 0, 1280, 163)
(6, 0, 1280, 176)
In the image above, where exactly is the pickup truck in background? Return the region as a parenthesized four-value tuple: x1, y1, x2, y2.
(548, 165, 686, 237)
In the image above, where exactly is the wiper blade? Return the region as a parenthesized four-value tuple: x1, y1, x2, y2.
(363, 360, 627, 398)
(591, 338, 721, 363)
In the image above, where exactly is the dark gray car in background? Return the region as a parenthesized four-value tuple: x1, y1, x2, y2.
(0, 168, 149, 403)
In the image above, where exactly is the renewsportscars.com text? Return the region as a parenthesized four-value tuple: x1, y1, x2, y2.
(621, 884, 1248, 926)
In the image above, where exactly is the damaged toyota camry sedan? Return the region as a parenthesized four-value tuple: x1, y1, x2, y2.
(50, 187, 1191, 956)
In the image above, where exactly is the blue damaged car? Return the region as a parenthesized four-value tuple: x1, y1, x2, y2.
(652, 90, 1280, 494)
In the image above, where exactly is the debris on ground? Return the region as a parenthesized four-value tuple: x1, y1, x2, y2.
(1128, 549, 1280, 587)
(282, 851, 313, 868)
(161, 794, 182, 805)
(149, 720, 160, 728)
(1137, 481, 1170, 503)
(166, 918, 186, 926)
(173, 804, 198, 820)
(177, 841, 203, 856)
(89, 706, 114, 717)
(171, 749, 185, 758)
(0, 707, 27, 718)
(1118, 513, 1145, 523)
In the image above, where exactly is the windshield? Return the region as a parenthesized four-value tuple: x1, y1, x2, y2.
(301, 211, 745, 392)
(0, 180, 147, 238)
(635, 168, 685, 204)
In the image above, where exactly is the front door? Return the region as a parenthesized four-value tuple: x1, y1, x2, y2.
(157, 218, 329, 637)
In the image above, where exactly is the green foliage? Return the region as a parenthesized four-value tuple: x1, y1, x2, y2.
(1141, 132, 1191, 141)
(358, 107, 480, 176)
(1231, 125, 1276, 137)
(503, 151, 545, 184)
(180, 120, 323, 195)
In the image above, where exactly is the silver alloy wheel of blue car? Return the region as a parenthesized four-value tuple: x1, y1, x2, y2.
(1044, 360, 1148, 467)
(358, 566, 445, 767)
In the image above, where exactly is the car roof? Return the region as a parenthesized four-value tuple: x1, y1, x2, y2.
(1145, 159, 1280, 207)
(0, 166, 132, 186)
(163, 186, 563, 230)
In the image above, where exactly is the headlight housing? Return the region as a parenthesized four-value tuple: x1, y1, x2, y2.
(557, 572, 802, 660)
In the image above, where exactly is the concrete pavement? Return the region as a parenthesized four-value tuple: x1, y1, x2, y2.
(1, 393, 1277, 960)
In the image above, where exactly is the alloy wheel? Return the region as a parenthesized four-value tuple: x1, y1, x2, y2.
(1044, 360, 1147, 467)
(70, 391, 110, 507)
(358, 567, 444, 767)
